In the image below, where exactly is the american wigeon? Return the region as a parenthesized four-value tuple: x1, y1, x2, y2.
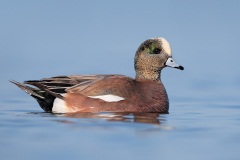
(11, 37, 184, 113)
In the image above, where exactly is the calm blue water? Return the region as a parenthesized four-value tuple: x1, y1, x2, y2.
(1, 1, 240, 160)
(1, 86, 240, 160)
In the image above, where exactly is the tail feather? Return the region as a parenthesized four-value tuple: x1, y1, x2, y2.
(24, 80, 64, 99)
(10, 80, 57, 112)
(10, 80, 44, 99)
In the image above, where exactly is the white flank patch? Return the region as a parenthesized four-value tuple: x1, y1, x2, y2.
(52, 94, 125, 113)
(52, 94, 69, 113)
(158, 37, 172, 56)
(88, 94, 125, 102)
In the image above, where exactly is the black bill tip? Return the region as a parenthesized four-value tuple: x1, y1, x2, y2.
(175, 65, 184, 70)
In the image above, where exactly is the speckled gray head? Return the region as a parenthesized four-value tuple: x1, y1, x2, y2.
(135, 37, 184, 80)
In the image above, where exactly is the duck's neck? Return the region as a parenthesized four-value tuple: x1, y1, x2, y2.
(135, 69, 161, 81)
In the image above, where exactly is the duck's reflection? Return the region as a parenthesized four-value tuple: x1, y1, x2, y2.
(61, 112, 165, 125)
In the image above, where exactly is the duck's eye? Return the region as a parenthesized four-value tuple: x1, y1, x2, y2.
(152, 48, 161, 54)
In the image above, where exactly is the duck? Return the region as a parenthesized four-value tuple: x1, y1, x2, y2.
(11, 37, 184, 113)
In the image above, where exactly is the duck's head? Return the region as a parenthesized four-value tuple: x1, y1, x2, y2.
(134, 37, 184, 80)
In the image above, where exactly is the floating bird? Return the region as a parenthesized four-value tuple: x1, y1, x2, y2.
(11, 37, 184, 113)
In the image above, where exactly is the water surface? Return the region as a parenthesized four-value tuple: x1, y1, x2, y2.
(1, 97, 240, 160)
